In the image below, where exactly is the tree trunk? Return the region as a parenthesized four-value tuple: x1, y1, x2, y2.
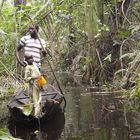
(82, 0, 99, 84)
(14, 0, 26, 77)
(96, 0, 104, 23)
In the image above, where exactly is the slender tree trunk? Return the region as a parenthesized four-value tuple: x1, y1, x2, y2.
(96, 0, 104, 23)
(14, 0, 26, 77)
(83, 0, 98, 84)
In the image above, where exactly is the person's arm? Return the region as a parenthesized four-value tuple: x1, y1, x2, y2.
(16, 44, 27, 67)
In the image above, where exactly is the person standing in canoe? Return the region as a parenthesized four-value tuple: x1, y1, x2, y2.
(15, 25, 48, 117)
(16, 25, 47, 71)
(24, 54, 47, 117)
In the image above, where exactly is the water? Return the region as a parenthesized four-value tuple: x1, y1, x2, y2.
(0, 87, 140, 140)
(62, 87, 129, 140)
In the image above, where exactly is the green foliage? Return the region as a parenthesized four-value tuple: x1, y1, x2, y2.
(0, 33, 16, 74)
(0, 0, 139, 89)
(22, 104, 32, 116)
(120, 52, 136, 60)
(113, 29, 131, 41)
(0, 1, 43, 76)
(131, 24, 140, 34)
(0, 3, 14, 33)
(124, 75, 140, 112)
(0, 2, 17, 74)
(58, 47, 69, 70)
(79, 56, 91, 72)
(133, 77, 140, 100)
(0, 128, 22, 140)
(15, 2, 42, 31)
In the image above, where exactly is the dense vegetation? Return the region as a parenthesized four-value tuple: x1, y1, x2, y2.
(0, 1, 140, 139)
(0, 0, 140, 100)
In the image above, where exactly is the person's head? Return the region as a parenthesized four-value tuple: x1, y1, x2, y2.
(28, 25, 39, 39)
(25, 54, 33, 65)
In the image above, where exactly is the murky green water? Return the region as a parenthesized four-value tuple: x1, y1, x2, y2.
(62, 87, 129, 140)
(0, 87, 140, 140)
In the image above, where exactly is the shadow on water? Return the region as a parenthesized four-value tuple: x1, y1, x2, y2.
(8, 110, 65, 140)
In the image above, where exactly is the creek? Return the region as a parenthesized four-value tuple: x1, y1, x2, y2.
(0, 86, 140, 140)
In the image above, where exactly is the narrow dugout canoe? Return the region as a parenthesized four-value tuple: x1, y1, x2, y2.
(7, 84, 66, 124)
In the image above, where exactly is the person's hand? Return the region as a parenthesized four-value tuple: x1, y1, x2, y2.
(22, 61, 27, 67)
(42, 74, 47, 79)
(18, 60, 27, 67)
(42, 50, 47, 57)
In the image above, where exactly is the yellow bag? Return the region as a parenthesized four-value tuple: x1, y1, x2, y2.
(37, 76, 47, 86)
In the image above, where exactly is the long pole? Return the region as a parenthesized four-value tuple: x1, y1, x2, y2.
(28, 16, 65, 96)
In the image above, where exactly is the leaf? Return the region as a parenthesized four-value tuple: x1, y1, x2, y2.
(114, 29, 131, 40)
(0, 128, 23, 140)
(113, 40, 121, 46)
(0, 136, 23, 140)
(120, 53, 135, 59)
(131, 24, 140, 34)
(104, 54, 112, 62)
(0, 128, 8, 136)
(22, 104, 32, 116)
(58, 13, 69, 19)
(0, 29, 7, 35)
(115, 69, 127, 75)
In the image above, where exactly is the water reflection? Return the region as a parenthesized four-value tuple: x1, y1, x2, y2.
(3, 87, 140, 140)
(8, 111, 65, 140)
(62, 87, 130, 140)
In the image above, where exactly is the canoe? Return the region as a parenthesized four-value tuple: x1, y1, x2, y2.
(7, 84, 66, 124)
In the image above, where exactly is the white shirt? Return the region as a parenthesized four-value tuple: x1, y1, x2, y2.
(20, 35, 46, 68)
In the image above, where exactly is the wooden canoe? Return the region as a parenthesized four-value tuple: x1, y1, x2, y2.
(7, 84, 66, 124)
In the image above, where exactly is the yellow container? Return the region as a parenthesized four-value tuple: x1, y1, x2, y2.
(37, 76, 47, 86)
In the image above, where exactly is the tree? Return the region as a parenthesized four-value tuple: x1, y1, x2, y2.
(82, 0, 99, 84)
